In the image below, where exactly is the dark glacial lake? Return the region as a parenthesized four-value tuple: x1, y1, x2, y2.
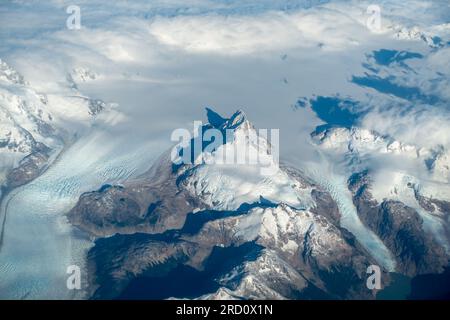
(377, 267, 450, 300)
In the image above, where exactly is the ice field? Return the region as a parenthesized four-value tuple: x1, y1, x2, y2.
(0, 129, 159, 299)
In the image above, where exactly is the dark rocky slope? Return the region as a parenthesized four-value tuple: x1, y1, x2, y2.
(348, 170, 448, 276)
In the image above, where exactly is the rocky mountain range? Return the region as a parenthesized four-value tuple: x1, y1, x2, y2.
(0, 59, 106, 191)
(66, 108, 450, 300)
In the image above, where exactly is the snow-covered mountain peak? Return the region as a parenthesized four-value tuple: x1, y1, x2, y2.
(312, 126, 449, 182)
(197, 287, 242, 300)
(175, 109, 311, 211)
(312, 126, 419, 158)
(71, 67, 99, 83)
(425, 146, 450, 181)
(389, 25, 444, 48)
(0, 59, 26, 86)
(206, 108, 253, 132)
(226, 109, 248, 129)
(0, 67, 56, 159)
(0, 56, 110, 191)
(191, 108, 270, 166)
(233, 205, 347, 257)
(213, 249, 307, 300)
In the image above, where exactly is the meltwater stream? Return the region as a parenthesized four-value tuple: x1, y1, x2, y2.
(0, 129, 159, 299)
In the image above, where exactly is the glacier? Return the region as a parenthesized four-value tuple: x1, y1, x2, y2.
(302, 156, 397, 272)
(0, 129, 158, 299)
